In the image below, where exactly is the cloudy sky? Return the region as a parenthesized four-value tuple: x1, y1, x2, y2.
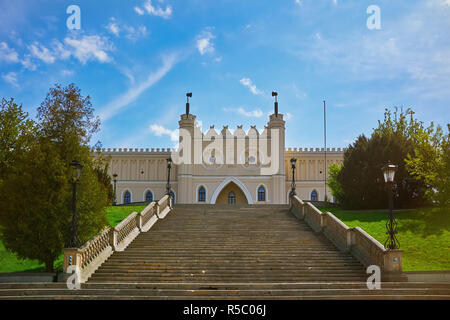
(0, 0, 449, 149)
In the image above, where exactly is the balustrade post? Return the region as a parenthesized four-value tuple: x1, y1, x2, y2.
(155, 201, 160, 218)
(63, 248, 82, 273)
(136, 213, 143, 231)
(109, 228, 118, 251)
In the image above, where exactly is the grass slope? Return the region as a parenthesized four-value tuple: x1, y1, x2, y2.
(321, 207, 450, 271)
(0, 205, 146, 273)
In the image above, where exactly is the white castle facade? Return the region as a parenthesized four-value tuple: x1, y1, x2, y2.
(99, 102, 344, 205)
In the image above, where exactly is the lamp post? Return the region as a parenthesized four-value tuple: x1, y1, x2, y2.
(290, 158, 297, 198)
(166, 157, 172, 197)
(70, 160, 83, 248)
(112, 173, 118, 206)
(382, 161, 399, 250)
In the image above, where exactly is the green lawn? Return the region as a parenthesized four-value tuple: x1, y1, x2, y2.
(321, 207, 450, 271)
(0, 205, 145, 273)
(106, 205, 147, 227)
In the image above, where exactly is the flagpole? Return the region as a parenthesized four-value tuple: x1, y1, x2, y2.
(324, 100, 327, 202)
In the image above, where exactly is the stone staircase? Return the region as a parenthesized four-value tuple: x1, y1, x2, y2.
(1, 204, 449, 299)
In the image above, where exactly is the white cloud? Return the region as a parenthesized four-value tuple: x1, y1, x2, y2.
(285, 112, 293, 121)
(61, 69, 74, 76)
(135, 0, 172, 19)
(28, 42, 55, 64)
(196, 30, 215, 55)
(2, 72, 18, 86)
(99, 54, 178, 121)
(239, 78, 263, 95)
(149, 124, 178, 142)
(106, 18, 148, 41)
(237, 107, 263, 118)
(0, 42, 19, 63)
(223, 107, 263, 118)
(106, 18, 120, 37)
(124, 25, 148, 41)
(295, 0, 302, 6)
(63, 35, 114, 64)
(134, 7, 145, 15)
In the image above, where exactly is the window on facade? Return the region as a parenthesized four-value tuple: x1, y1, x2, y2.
(124, 191, 131, 204)
(228, 191, 236, 205)
(198, 186, 206, 202)
(311, 190, 318, 201)
(145, 191, 153, 202)
(258, 186, 266, 201)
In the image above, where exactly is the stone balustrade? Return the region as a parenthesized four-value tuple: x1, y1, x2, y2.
(63, 195, 172, 283)
(289, 195, 403, 275)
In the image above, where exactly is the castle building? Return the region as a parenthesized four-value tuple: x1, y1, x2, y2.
(99, 102, 344, 205)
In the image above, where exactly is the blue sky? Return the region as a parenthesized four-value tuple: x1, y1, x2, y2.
(1, 0, 449, 149)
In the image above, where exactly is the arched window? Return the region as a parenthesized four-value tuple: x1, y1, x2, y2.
(198, 186, 206, 202)
(258, 186, 266, 201)
(311, 190, 318, 201)
(228, 191, 236, 205)
(169, 191, 175, 204)
(145, 191, 153, 202)
(124, 191, 131, 204)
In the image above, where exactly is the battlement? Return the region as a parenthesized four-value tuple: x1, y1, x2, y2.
(91, 146, 346, 154)
(285, 147, 346, 153)
(200, 124, 267, 139)
(91, 148, 174, 154)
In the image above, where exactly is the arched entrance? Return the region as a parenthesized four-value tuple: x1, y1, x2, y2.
(210, 177, 253, 204)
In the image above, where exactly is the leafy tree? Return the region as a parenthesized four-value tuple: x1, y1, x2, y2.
(406, 124, 450, 208)
(337, 108, 430, 209)
(327, 163, 343, 203)
(0, 98, 35, 181)
(0, 84, 108, 272)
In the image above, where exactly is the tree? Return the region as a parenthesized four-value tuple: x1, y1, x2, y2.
(337, 108, 430, 209)
(327, 163, 343, 204)
(406, 124, 450, 208)
(0, 98, 35, 181)
(0, 84, 108, 272)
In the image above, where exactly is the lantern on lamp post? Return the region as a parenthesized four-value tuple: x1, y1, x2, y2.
(382, 161, 400, 250)
(289, 158, 297, 198)
(70, 160, 83, 248)
(112, 173, 118, 206)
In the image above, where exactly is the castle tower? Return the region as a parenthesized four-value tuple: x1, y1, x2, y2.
(267, 93, 286, 204)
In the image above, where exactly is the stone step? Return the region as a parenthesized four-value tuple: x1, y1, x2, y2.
(1, 288, 449, 298)
(2, 282, 448, 290)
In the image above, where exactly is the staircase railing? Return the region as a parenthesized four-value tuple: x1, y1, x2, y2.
(289, 195, 403, 275)
(63, 195, 172, 283)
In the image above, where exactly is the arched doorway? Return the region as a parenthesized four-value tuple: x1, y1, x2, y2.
(215, 181, 248, 205)
(210, 177, 253, 204)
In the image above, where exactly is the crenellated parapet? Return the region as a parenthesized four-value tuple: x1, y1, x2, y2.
(285, 147, 347, 153)
(91, 148, 174, 155)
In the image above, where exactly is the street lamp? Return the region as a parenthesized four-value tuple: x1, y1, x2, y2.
(166, 157, 172, 197)
(112, 173, 118, 206)
(382, 161, 399, 250)
(70, 160, 83, 248)
(290, 158, 297, 198)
